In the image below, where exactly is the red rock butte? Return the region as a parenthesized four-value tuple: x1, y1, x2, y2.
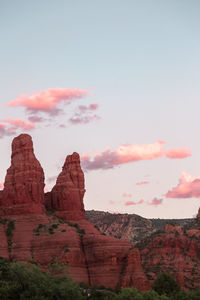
(0, 133, 150, 290)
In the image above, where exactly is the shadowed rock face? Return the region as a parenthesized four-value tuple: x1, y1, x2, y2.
(50, 152, 86, 221)
(0, 134, 45, 215)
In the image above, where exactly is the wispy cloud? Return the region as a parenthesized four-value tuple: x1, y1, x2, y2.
(0, 118, 35, 138)
(69, 103, 100, 125)
(69, 114, 100, 125)
(4, 118, 35, 130)
(78, 104, 99, 112)
(0, 123, 13, 138)
(165, 148, 191, 159)
(122, 193, 132, 198)
(7, 88, 88, 115)
(28, 116, 45, 123)
(81, 141, 191, 171)
(136, 181, 149, 186)
(124, 199, 144, 206)
(148, 197, 163, 205)
(165, 171, 200, 198)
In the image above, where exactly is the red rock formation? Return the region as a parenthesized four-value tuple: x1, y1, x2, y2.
(164, 224, 183, 235)
(121, 248, 150, 291)
(50, 152, 85, 221)
(82, 232, 131, 289)
(2, 134, 200, 291)
(197, 207, 200, 219)
(0, 134, 45, 215)
(140, 230, 200, 290)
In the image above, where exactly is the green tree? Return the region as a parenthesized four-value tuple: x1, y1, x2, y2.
(187, 288, 200, 300)
(0, 259, 85, 300)
(116, 287, 143, 300)
(152, 272, 180, 297)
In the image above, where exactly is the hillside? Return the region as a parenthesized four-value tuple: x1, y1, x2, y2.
(86, 210, 192, 244)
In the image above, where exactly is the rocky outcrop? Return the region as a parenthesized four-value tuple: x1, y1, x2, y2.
(82, 232, 132, 289)
(139, 223, 200, 290)
(164, 224, 183, 235)
(0, 134, 45, 215)
(0, 134, 142, 290)
(121, 248, 150, 291)
(1, 134, 200, 291)
(47, 152, 85, 221)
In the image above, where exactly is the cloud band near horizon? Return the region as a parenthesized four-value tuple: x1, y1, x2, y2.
(81, 141, 191, 171)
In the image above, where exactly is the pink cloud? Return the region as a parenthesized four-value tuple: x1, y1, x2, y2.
(0, 123, 10, 138)
(81, 141, 191, 171)
(165, 148, 191, 159)
(148, 197, 163, 205)
(78, 103, 99, 112)
(136, 181, 149, 186)
(122, 193, 132, 198)
(7, 88, 88, 115)
(0, 118, 36, 138)
(4, 118, 35, 130)
(0, 182, 4, 190)
(125, 199, 144, 206)
(28, 116, 45, 123)
(165, 171, 200, 198)
(69, 114, 100, 125)
(69, 103, 100, 125)
(0, 123, 16, 138)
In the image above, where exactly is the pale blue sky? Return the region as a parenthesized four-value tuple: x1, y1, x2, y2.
(0, 0, 200, 218)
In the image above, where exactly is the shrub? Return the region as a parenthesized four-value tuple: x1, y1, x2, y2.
(152, 272, 180, 296)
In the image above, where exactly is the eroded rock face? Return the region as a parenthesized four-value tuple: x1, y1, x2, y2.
(0, 134, 45, 215)
(50, 152, 85, 221)
(121, 248, 150, 291)
(140, 230, 200, 290)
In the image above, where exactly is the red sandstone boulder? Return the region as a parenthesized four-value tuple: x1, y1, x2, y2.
(50, 152, 85, 221)
(0, 134, 45, 215)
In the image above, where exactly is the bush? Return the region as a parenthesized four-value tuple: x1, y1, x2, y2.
(116, 287, 143, 300)
(152, 272, 180, 296)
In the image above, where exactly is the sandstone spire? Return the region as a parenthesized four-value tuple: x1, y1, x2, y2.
(50, 152, 85, 221)
(0, 134, 45, 215)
